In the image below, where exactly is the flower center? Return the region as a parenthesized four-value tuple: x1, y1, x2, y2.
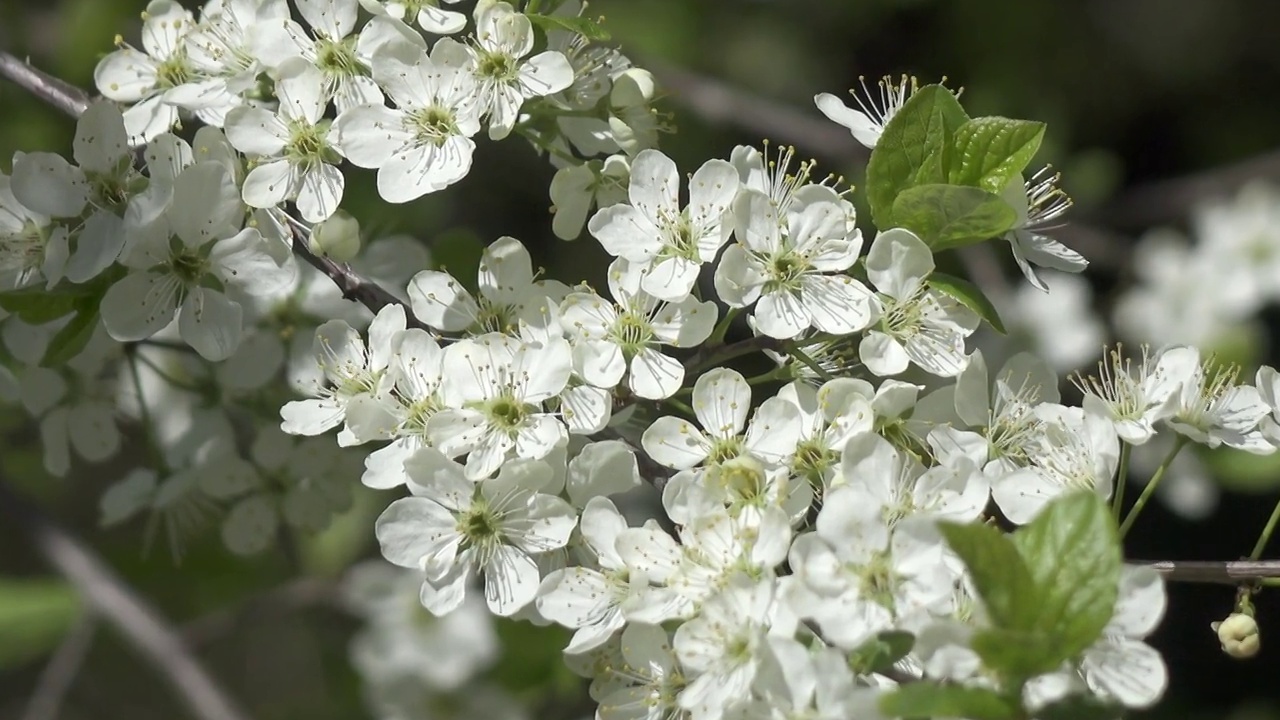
(484, 394, 528, 432)
(314, 37, 362, 77)
(409, 106, 460, 148)
(155, 51, 194, 89)
(476, 50, 518, 83)
(610, 310, 654, 354)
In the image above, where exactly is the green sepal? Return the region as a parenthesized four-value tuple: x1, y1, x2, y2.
(929, 271, 1007, 334)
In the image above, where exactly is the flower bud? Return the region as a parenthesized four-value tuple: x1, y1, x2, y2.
(611, 68, 657, 109)
(1211, 613, 1260, 659)
(309, 210, 361, 262)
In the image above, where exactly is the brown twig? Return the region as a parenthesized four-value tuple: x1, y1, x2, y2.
(0, 48, 427, 329)
(0, 481, 253, 720)
(1137, 559, 1280, 586)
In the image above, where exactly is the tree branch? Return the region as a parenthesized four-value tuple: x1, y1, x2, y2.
(0, 51, 89, 117)
(0, 481, 254, 720)
(21, 615, 98, 720)
(1137, 559, 1280, 586)
(0, 48, 428, 329)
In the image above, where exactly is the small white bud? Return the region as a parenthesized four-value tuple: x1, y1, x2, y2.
(1211, 613, 1260, 659)
(309, 210, 361, 262)
(611, 69, 657, 108)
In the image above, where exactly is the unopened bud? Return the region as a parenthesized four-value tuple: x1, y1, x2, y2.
(1211, 613, 1260, 659)
(309, 210, 361, 262)
(611, 68, 657, 108)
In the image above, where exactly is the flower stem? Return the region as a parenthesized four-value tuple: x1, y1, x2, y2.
(1119, 437, 1187, 538)
(788, 344, 834, 382)
(1248, 495, 1280, 561)
(708, 307, 739, 346)
(1111, 441, 1131, 522)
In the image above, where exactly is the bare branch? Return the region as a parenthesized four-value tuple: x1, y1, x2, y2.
(287, 224, 431, 330)
(645, 59, 869, 167)
(22, 615, 98, 720)
(1137, 559, 1280, 585)
(0, 48, 428, 329)
(1099, 147, 1280, 229)
(0, 481, 254, 720)
(0, 51, 89, 117)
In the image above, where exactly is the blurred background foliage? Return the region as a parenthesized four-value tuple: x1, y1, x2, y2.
(2, 0, 1280, 718)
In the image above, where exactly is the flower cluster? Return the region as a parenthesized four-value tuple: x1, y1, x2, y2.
(4, 3, 1277, 720)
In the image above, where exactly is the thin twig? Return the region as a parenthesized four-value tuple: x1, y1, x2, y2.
(0, 51, 89, 117)
(1138, 559, 1280, 586)
(1099, 147, 1280, 229)
(0, 47, 426, 329)
(0, 481, 253, 720)
(21, 615, 99, 720)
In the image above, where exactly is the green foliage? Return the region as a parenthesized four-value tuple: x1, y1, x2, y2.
(939, 492, 1121, 683)
(848, 630, 915, 675)
(929, 272, 1007, 334)
(1037, 696, 1126, 720)
(948, 117, 1045, 194)
(891, 184, 1017, 251)
(0, 284, 79, 323)
(0, 271, 118, 366)
(526, 13, 611, 42)
(865, 84, 970, 229)
(880, 683, 1020, 720)
(0, 577, 83, 669)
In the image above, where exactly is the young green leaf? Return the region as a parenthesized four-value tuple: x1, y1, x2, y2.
(0, 577, 83, 670)
(930, 271, 1007, 334)
(890, 184, 1017, 251)
(864, 85, 969, 228)
(1010, 491, 1122, 667)
(526, 13, 611, 41)
(41, 299, 100, 367)
(949, 117, 1046, 193)
(1036, 696, 1126, 720)
(848, 630, 915, 675)
(0, 286, 80, 324)
(880, 683, 1020, 720)
(938, 521, 1038, 631)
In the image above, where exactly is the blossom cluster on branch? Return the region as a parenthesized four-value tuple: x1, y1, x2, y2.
(2, 1, 1279, 719)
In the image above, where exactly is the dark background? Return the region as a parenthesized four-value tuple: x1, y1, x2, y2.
(2, 0, 1280, 717)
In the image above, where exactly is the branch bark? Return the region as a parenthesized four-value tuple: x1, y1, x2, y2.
(0, 48, 427, 329)
(1137, 559, 1280, 586)
(0, 481, 253, 720)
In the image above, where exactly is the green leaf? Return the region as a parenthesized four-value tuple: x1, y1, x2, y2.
(1037, 696, 1126, 720)
(41, 298, 100, 367)
(938, 521, 1039, 631)
(880, 683, 1020, 720)
(1011, 491, 1122, 668)
(930, 271, 1007, 334)
(890, 184, 1017, 250)
(526, 13, 611, 41)
(865, 85, 969, 228)
(848, 630, 915, 674)
(949, 117, 1046, 194)
(0, 286, 80, 324)
(0, 577, 84, 669)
